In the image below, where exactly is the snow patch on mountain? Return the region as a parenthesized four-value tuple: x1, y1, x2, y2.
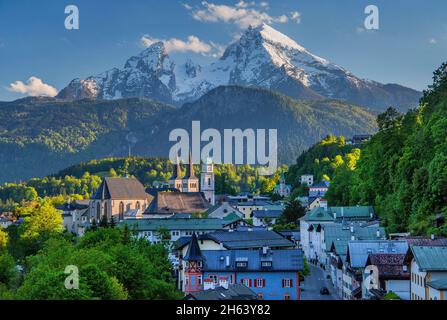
(57, 24, 421, 111)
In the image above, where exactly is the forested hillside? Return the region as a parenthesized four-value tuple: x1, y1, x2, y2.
(286, 135, 362, 198)
(0, 86, 377, 183)
(0, 157, 283, 212)
(326, 63, 447, 236)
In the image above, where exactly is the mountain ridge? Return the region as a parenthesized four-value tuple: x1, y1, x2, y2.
(57, 24, 421, 112)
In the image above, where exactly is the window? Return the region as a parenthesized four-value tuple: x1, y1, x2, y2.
(136, 202, 141, 210)
(254, 279, 265, 288)
(261, 261, 272, 268)
(236, 261, 248, 269)
(119, 202, 124, 221)
(96, 203, 101, 221)
(198, 275, 203, 285)
(104, 202, 108, 218)
(282, 279, 293, 288)
(241, 278, 252, 287)
(284, 294, 291, 300)
(209, 275, 218, 284)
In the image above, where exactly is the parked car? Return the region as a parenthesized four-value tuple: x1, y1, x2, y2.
(320, 287, 330, 295)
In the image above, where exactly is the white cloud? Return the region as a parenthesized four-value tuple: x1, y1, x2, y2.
(140, 34, 224, 57)
(185, 1, 291, 29)
(290, 11, 301, 24)
(7, 77, 58, 97)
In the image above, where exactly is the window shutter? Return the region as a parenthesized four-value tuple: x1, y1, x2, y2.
(249, 279, 252, 287)
(290, 279, 293, 287)
(262, 279, 265, 288)
(282, 279, 285, 288)
(254, 279, 258, 288)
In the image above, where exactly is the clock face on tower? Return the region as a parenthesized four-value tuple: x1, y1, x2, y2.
(207, 165, 212, 172)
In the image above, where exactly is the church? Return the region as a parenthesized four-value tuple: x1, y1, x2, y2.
(83, 154, 216, 224)
(168, 153, 215, 206)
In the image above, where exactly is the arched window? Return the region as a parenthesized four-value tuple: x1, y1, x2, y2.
(104, 202, 108, 219)
(136, 201, 141, 210)
(119, 202, 124, 221)
(96, 203, 101, 221)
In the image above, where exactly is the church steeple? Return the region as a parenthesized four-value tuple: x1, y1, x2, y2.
(184, 152, 196, 179)
(182, 151, 199, 193)
(169, 156, 182, 180)
(169, 156, 184, 191)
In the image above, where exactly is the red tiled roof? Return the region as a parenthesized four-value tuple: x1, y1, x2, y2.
(366, 253, 410, 279)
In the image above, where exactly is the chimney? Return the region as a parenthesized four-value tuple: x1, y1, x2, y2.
(219, 277, 229, 289)
(320, 199, 328, 211)
(377, 230, 381, 238)
(351, 235, 355, 241)
(350, 225, 354, 233)
(204, 279, 215, 290)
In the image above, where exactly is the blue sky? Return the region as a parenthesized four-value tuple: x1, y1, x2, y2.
(0, 0, 446, 101)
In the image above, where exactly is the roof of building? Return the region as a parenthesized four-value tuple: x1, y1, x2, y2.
(410, 246, 447, 271)
(184, 284, 258, 300)
(146, 187, 180, 197)
(120, 218, 226, 231)
(310, 181, 330, 189)
(301, 207, 334, 222)
(302, 206, 375, 222)
(91, 177, 150, 200)
(57, 199, 90, 211)
(170, 213, 192, 219)
(184, 233, 204, 261)
(146, 192, 211, 214)
(365, 254, 409, 279)
(428, 279, 447, 291)
(253, 209, 283, 219)
(175, 230, 295, 250)
(207, 202, 244, 219)
(403, 237, 447, 247)
(325, 223, 387, 256)
(278, 230, 300, 239)
(201, 249, 304, 272)
(347, 240, 409, 269)
(236, 201, 271, 207)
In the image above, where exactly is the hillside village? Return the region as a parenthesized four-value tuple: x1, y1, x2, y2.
(2, 131, 445, 301)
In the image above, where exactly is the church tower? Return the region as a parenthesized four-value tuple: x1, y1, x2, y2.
(200, 157, 215, 205)
(183, 152, 199, 192)
(183, 233, 204, 293)
(168, 156, 183, 191)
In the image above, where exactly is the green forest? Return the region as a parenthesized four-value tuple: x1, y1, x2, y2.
(0, 202, 182, 299)
(324, 63, 447, 236)
(0, 157, 283, 212)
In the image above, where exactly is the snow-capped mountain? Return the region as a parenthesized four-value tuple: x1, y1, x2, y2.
(57, 24, 421, 111)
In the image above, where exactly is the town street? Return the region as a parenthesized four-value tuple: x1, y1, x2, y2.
(301, 265, 338, 300)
